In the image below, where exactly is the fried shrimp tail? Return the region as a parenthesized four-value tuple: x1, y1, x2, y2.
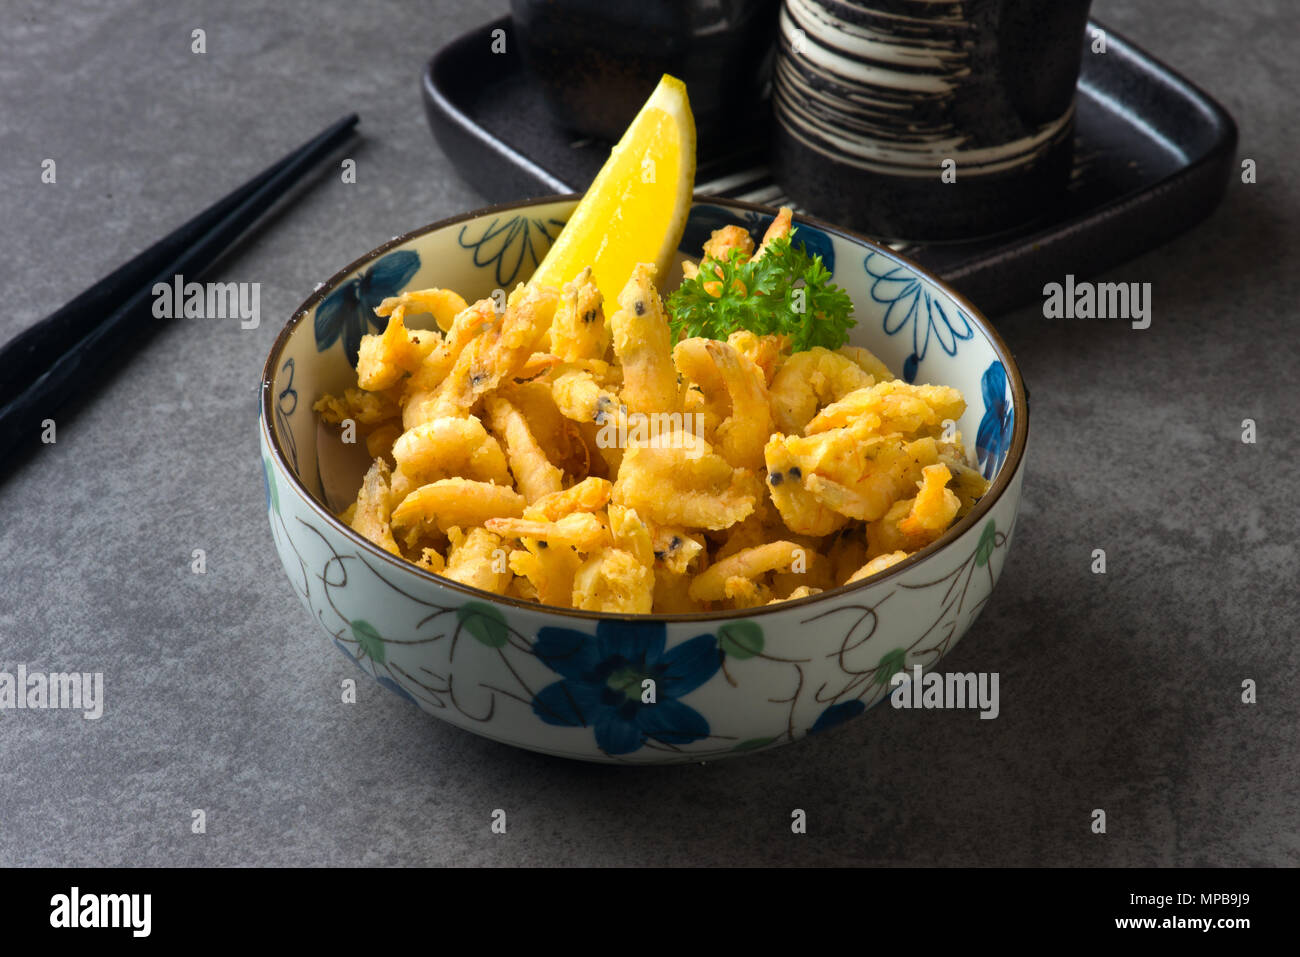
(349, 458, 402, 556)
(550, 267, 609, 362)
(609, 264, 681, 415)
(485, 396, 563, 503)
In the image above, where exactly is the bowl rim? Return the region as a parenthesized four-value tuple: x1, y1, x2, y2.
(260, 192, 1030, 623)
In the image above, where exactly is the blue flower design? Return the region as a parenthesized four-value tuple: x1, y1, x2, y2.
(808, 700, 866, 735)
(864, 252, 974, 382)
(314, 250, 421, 367)
(975, 360, 1013, 479)
(531, 621, 720, 755)
(680, 205, 836, 273)
(458, 215, 567, 288)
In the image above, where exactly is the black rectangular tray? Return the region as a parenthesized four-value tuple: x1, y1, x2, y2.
(422, 17, 1237, 316)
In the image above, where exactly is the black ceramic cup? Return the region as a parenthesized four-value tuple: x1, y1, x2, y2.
(510, 0, 779, 157)
(772, 0, 1094, 241)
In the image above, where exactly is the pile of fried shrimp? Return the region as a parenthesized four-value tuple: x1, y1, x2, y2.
(314, 211, 990, 614)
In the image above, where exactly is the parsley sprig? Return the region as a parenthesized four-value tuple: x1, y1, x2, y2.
(666, 230, 855, 352)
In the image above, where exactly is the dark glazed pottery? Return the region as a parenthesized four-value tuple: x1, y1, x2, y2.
(421, 16, 1237, 315)
(773, 0, 1094, 241)
(510, 0, 780, 157)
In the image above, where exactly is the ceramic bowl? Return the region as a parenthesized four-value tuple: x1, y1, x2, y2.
(258, 196, 1029, 764)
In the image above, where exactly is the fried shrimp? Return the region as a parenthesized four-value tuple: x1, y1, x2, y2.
(653, 569, 706, 613)
(673, 337, 773, 470)
(572, 548, 654, 614)
(705, 339, 772, 470)
(689, 541, 815, 602)
(401, 297, 496, 428)
(866, 463, 960, 555)
(524, 477, 613, 521)
(509, 539, 582, 607)
(673, 337, 727, 438)
(551, 366, 626, 428)
(763, 434, 849, 537)
(328, 220, 988, 611)
(377, 288, 470, 333)
(768, 346, 876, 434)
(805, 380, 965, 436)
(684, 226, 758, 298)
(415, 546, 446, 574)
(314, 386, 401, 427)
(613, 442, 759, 530)
(937, 448, 990, 518)
(837, 345, 895, 384)
(442, 526, 511, 594)
(847, 550, 909, 583)
(355, 304, 438, 391)
(765, 426, 943, 523)
(549, 266, 609, 362)
(425, 284, 557, 419)
(485, 511, 612, 552)
(649, 524, 705, 575)
(752, 206, 792, 260)
(768, 585, 822, 604)
(355, 290, 472, 394)
(702, 224, 755, 263)
(723, 576, 771, 608)
(608, 505, 655, 567)
(485, 396, 563, 503)
(550, 365, 629, 473)
(501, 380, 570, 465)
(350, 458, 401, 556)
(899, 463, 960, 538)
(609, 264, 681, 414)
(390, 416, 512, 496)
(727, 330, 791, 386)
(391, 478, 525, 534)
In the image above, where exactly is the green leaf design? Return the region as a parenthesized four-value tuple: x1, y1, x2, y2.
(718, 620, 764, 660)
(457, 601, 508, 648)
(873, 647, 907, 686)
(975, 518, 997, 567)
(263, 457, 280, 515)
(733, 736, 777, 752)
(351, 619, 385, 664)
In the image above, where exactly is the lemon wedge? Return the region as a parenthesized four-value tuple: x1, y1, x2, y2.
(530, 74, 696, 305)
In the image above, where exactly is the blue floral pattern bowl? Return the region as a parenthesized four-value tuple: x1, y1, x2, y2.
(259, 196, 1029, 764)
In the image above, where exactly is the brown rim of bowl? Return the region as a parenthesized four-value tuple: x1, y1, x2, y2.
(260, 193, 1030, 623)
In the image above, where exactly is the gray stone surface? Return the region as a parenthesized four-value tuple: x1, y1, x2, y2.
(1, 0, 1296, 867)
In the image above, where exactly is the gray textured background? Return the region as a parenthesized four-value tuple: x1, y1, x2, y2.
(1, 0, 1296, 867)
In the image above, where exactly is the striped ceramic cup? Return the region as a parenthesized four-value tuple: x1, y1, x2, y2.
(773, 0, 1093, 241)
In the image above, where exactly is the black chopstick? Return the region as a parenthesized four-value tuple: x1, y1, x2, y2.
(0, 113, 359, 468)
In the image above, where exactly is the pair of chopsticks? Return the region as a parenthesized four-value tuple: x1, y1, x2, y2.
(0, 113, 360, 470)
